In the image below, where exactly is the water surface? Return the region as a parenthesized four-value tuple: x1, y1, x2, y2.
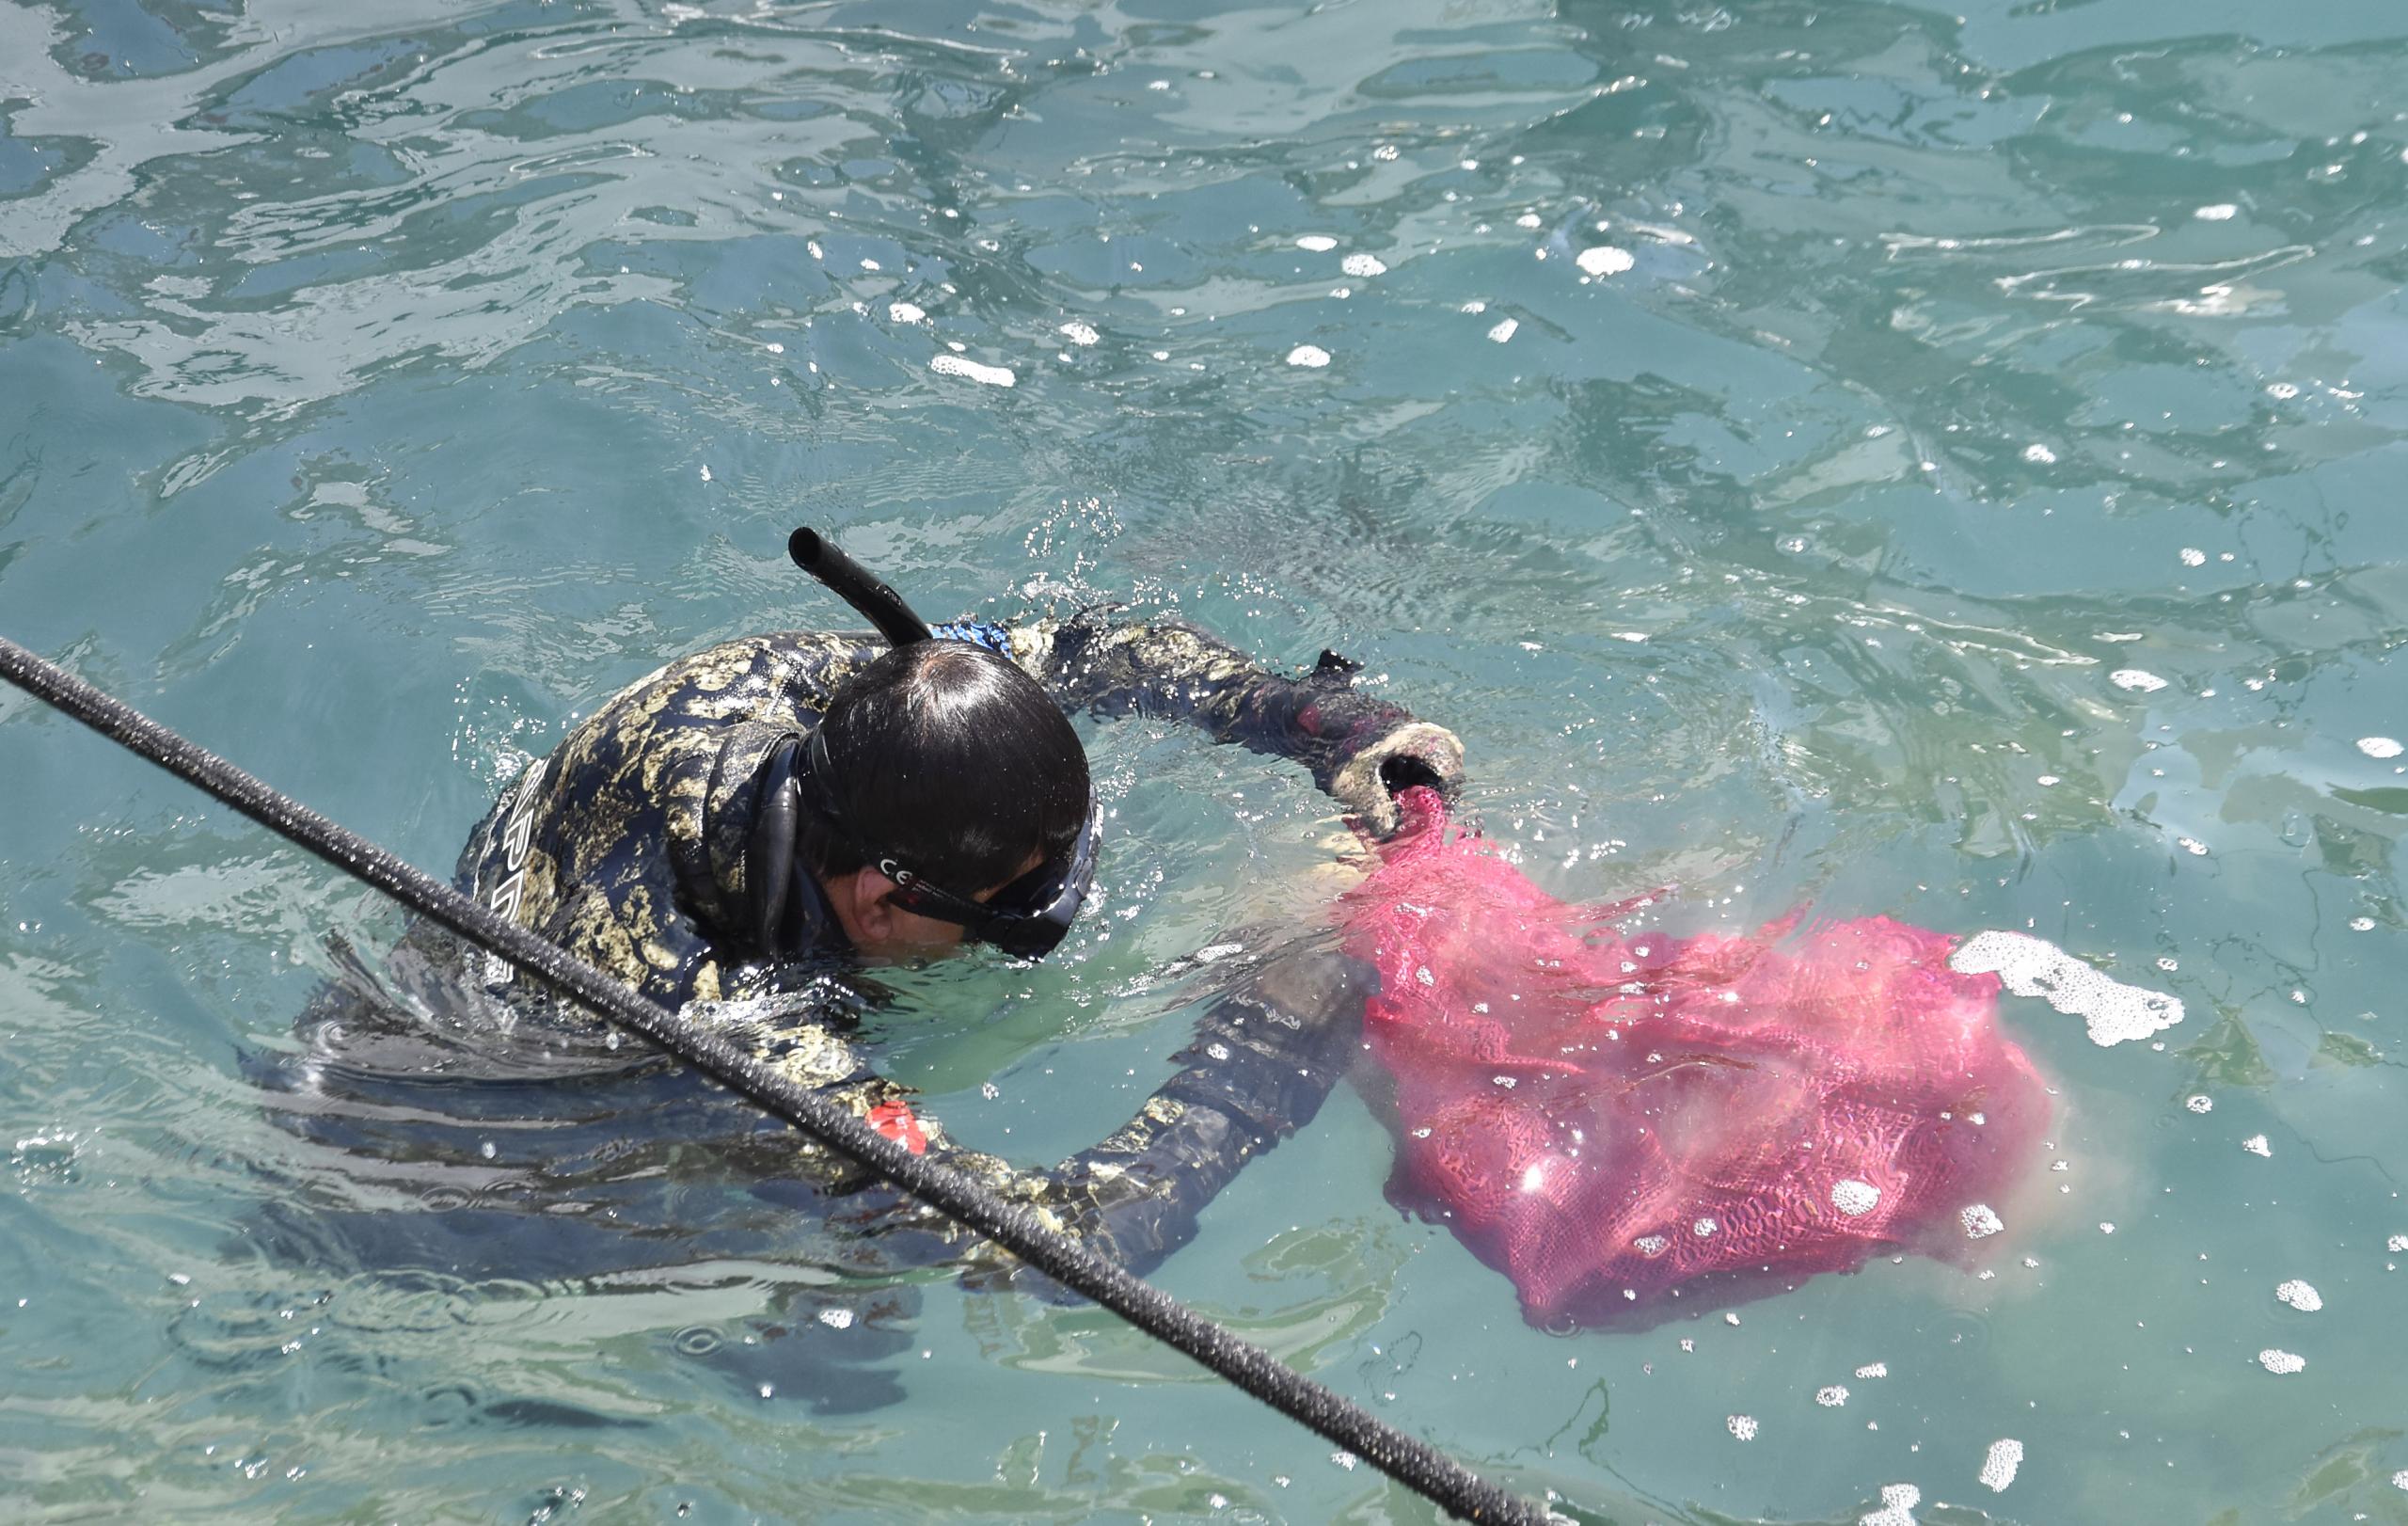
(5, 0, 2408, 1519)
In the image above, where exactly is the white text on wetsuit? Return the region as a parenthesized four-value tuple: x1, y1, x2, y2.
(479, 756, 547, 984)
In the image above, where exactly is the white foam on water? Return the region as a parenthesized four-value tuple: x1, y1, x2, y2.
(2357, 737, 2403, 758)
(2111, 669, 2169, 692)
(1285, 344, 1331, 368)
(2194, 203, 2239, 220)
(2022, 443, 2058, 464)
(1980, 1438, 2024, 1492)
(888, 301, 925, 324)
(2242, 1134, 2272, 1157)
(1726, 1414, 1758, 1441)
(1340, 252, 1386, 277)
(1832, 1180, 1881, 1216)
(1576, 246, 1636, 277)
(2275, 1280, 2321, 1311)
(928, 355, 1015, 388)
(1057, 321, 1100, 346)
(1949, 930, 2185, 1046)
(1816, 1385, 1849, 1407)
(1486, 318, 1518, 343)
(1861, 1483, 1920, 1526)
(1960, 1203, 2004, 1239)
(2258, 1348, 2305, 1375)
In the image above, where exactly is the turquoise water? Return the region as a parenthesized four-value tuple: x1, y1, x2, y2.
(5, 0, 2408, 1518)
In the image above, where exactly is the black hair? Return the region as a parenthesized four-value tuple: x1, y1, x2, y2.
(802, 643, 1089, 894)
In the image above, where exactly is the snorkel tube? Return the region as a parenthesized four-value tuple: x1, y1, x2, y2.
(789, 527, 931, 650)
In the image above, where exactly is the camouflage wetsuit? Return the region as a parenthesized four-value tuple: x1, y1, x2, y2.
(281, 608, 1458, 1283)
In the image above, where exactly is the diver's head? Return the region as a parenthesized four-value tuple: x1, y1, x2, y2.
(800, 641, 1095, 962)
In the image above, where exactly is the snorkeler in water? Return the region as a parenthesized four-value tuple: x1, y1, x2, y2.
(275, 530, 1463, 1287)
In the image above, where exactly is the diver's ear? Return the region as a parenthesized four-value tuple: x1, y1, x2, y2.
(844, 866, 905, 945)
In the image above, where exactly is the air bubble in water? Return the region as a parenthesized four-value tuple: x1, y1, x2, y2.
(1832, 1180, 1880, 1216)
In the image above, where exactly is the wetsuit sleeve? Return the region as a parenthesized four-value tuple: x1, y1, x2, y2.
(980, 949, 1372, 1285)
(1016, 608, 1464, 835)
(765, 950, 1370, 1287)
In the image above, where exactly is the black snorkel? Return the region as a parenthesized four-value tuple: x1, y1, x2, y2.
(788, 527, 933, 651)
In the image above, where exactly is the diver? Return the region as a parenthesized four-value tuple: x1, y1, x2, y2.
(270, 528, 1465, 1299)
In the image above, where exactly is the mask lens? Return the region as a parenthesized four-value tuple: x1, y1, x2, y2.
(974, 798, 1100, 957)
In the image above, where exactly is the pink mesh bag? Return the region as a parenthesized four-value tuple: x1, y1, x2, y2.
(1341, 789, 2051, 1328)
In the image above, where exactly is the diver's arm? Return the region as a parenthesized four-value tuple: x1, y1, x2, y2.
(1005, 948, 1371, 1281)
(1014, 609, 1463, 835)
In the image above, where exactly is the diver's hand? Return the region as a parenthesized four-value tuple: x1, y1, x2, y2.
(1331, 720, 1465, 836)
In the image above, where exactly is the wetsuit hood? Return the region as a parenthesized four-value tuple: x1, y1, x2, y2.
(690, 722, 851, 962)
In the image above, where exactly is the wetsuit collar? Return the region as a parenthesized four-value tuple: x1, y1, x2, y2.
(781, 850, 851, 959)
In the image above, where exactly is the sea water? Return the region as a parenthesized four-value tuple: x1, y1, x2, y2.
(4, 0, 2406, 1519)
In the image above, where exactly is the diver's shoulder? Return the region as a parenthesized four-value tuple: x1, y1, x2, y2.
(584, 630, 874, 728)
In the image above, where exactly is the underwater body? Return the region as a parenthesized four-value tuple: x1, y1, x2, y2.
(6, 0, 2408, 1521)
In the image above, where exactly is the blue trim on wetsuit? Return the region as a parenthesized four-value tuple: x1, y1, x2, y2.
(927, 619, 1012, 655)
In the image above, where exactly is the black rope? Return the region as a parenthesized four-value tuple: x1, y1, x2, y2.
(0, 634, 1550, 1526)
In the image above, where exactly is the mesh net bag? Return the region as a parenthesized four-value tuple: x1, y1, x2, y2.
(1340, 788, 2051, 1328)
